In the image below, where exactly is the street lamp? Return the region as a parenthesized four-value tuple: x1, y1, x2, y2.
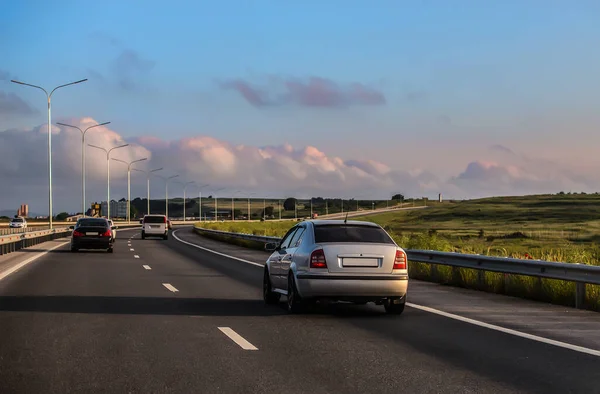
(197, 183, 209, 221)
(112, 157, 147, 223)
(212, 188, 226, 221)
(155, 175, 179, 218)
(247, 192, 257, 221)
(182, 181, 195, 222)
(12, 78, 87, 228)
(57, 121, 110, 217)
(132, 167, 163, 215)
(88, 143, 129, 219)
(231, 190, 242, 221)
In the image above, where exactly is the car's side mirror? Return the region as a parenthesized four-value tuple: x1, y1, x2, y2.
(265, 242, 278, 252)
(139, 220, 143, 224)
(69, 226, 74, 230)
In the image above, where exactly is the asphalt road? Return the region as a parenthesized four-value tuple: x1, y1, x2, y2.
(1, 227, 600, 393)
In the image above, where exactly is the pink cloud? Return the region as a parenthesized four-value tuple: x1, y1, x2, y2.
(220, 76, 386, 108)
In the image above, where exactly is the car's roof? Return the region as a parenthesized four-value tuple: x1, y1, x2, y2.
(307, 219, 381, 228)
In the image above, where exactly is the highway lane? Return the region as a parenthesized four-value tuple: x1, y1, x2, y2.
(0, 227, 599, 393)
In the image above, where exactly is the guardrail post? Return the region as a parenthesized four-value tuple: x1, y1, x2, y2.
(451, 266, 461, 286)
(477, 269, 485, 290)
(575, 282, 586, 309)
(430, 264, 438, 282)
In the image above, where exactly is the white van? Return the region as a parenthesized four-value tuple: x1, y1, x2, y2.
(141, 215, 168, 240)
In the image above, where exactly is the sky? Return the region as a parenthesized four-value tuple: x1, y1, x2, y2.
(2, 1, 600, 213)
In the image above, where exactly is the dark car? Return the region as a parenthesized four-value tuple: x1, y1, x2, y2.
(70, 218, 116, 253)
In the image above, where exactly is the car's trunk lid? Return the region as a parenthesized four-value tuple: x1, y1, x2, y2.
(318, 243, 398, 274)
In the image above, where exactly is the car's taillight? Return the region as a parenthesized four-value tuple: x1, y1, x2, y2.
(310, 249, 327, 269)
(393, 250, 407, 270)
(73, 230, 84, 237)
(101, 229, 111, 237)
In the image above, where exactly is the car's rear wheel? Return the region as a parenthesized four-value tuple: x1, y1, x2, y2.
(141, 231, 146, 240)
(287, 274, 303, 313)
(163, 233, 168, 240)
(70, 246, 78, 253)
(263, 269, 281, 305)
(107, 247, 114, 253)
(383, 297, 405, 315)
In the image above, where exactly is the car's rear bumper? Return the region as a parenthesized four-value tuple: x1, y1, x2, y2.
(72, 238, 112, 250)
(295, 273, 408, 298)
(143, 230, 167, 235)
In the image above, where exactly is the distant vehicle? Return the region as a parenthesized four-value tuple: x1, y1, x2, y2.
(108, 219, 116, 240)
(70, 218, 116, 253)
(141, 215, 168, 240)
(9, 217, 27, 229)
(263, 220, 408, 314)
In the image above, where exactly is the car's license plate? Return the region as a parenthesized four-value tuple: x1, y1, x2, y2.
(342, 258, 379, 267)
(85, 232, 97, 236)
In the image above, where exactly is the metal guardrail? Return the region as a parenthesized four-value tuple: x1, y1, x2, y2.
(193, 226, 600, 309)
(0, 226, 52, 236)
(0, 228, 71, 255)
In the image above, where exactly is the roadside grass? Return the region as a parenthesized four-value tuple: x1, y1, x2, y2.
(194, 193, 600, 311)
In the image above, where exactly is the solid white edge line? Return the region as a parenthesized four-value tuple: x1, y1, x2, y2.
(134, 255, 140, 259)
(130, 248, 134, 251)
(143, 265, 151, 270)
(0, 240, 70, 281)
(218, 327, 258, 350)
(406, 302, 600, 357)
(171, 229, 263, 267)
(162, 283, 179, 292)
(172, 228, 600, 358)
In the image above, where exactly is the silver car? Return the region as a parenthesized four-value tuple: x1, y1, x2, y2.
(263, 220, 409, 314)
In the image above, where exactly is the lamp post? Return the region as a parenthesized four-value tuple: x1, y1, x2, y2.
(247, 192, 257, 221)
(111, 157, 147, 223)
(231, 190, 242, 221)
(12, 78, 87, 228)
(57, 121, 110, 217)
(132, 167, 163, 215)
(88, 143, 129, 220)
(213, 188, 226, 221)
(156, 175, 179, 218)
(182, 181, 195, 222)
(197, 184, 209, 221)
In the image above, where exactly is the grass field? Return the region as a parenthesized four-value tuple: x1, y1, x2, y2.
(194, 193, 600, 311)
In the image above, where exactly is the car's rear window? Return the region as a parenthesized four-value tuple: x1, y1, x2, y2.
(77, 219, 108, 227)
(11, 218, 24, 222)
(144, 216, 166, 223)
(313, 224, 395, 244)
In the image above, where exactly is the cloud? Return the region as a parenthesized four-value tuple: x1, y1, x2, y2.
(3, 117, 599, 212)
(111, 49, 156, 91)
(489, 144, 515, 155)
(449, 154, 592, 197)
(0, 91, 38, 117)
(1, 118, 436, 212)
(220, 76, 386, 108)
